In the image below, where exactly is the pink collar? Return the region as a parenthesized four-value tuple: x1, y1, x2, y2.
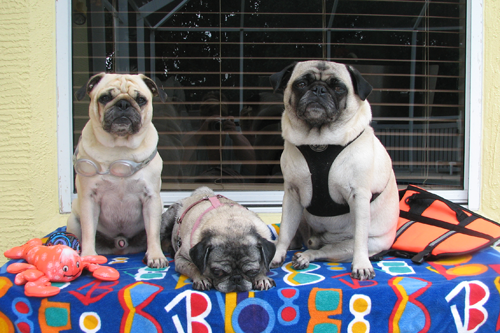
(177, 195, 239, 248)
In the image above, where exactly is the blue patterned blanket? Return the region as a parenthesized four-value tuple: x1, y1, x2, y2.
(1, 226, 500, 333)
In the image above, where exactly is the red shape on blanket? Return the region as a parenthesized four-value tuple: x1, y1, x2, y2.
(3, 238, 119, 297)
(192, 292, 209, 317)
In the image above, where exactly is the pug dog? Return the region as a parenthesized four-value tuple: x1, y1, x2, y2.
(67, 73, 169, 268)
(269, 60, 400, 280)
(163, 186, 276, 292)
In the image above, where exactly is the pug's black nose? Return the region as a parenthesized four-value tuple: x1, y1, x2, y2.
(312, 85, 327, 96)
(232, 275, 242, 283)
(117, 99, 131, 110)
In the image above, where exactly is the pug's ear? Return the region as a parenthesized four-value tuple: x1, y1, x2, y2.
(189, 236, 212, 273)
(75, 72, 106, 101)
(256, 235, 276, 271)
(270, 62, 297, 93)
(140, 74, 168, 103)
(346, 65, 373, 101)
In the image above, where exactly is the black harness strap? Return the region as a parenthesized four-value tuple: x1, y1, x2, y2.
(297, 144, 350, 217)
(297, 131, 370, 217)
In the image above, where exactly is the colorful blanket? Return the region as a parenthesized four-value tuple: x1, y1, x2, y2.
(1, 226, 500, 333)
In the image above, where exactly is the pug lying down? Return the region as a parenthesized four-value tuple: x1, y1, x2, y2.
(163, 187, 276, 293)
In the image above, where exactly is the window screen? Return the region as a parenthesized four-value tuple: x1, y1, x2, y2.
(72, 0, 466, 192)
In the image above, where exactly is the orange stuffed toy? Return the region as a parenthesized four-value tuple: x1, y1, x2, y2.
(4, 238, 119, 297)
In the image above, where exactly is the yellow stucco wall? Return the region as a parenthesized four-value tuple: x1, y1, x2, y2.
(0, 1, 68, 265)
(480, 0, 500, 220)
(0, 0, 498, 266)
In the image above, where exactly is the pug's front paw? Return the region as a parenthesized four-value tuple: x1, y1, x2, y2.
(144, 253, 168, 268)
(192, 276, 213, 291)
(253, 276, 276, 291)
(350, 259, 375, 281)
(270, 250, 286, 269)
(292, 252, 310, 270)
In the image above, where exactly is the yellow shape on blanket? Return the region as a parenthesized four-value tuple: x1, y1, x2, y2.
(0, 277, 13, 298)
(80, 312, 101, 332)
(352, 297, 369, 313)
(0, 277, 13, 333)
(175, 274, 192, 289)
(446, 264, 488, 276)
(225, 292, 237, 333)
(351, 321, 368, 333)
(326, 263, 345, 271)
(390, 277, 407, 330)
(83, 315, 98, 330)
(433, 254, 472, 265)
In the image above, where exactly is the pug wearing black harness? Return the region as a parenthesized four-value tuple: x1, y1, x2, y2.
(269, 61, 399, 280)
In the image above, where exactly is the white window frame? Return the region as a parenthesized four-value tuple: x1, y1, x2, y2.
(56, 0, 483, 214)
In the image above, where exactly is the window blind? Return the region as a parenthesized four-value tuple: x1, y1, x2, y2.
(72, 0, 466, 192)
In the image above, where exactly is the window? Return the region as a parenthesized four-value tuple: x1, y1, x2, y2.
(58, 0, 482, 212)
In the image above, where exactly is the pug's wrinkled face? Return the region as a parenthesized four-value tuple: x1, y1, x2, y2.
(291, 63, 349, 128)
(98, 86, 147, 136)
(206, 245, 265, 293)
(270, 60, 373, 129)
(190, 232, 276, 293)
(76, 73, 166, 137)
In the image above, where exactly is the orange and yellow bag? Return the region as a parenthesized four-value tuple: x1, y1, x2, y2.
(373, 185, 500, 264)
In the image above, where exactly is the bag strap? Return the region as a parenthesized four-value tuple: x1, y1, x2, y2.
(370, 249, 415, 262)
(404, 185, 500, 225)
(404, 188, 468, 222)
(399, 211, 491, 240)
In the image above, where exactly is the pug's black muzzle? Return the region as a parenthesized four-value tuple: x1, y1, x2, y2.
(297, 83, 338, 127)
(215, 274, 253, 293)
(102, 99, 142, 136)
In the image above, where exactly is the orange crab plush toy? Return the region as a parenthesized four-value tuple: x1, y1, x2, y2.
(4, 238, 119, 297)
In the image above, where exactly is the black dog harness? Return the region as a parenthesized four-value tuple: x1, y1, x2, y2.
(296, 130, 380, 217)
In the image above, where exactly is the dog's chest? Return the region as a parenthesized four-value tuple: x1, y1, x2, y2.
(92, 178, 148, 229)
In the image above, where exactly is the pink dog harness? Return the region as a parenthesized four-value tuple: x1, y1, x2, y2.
(176, 195, 245, 248)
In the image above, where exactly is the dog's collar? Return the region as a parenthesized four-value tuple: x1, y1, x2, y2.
(72, 140, 157, 177)
(176, 195, 246, 248)
(302, 130, 365, 152)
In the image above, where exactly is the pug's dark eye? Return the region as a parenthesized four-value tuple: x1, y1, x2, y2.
(334, 86, 346, 94)
(245, 269, 259, 277)
(99, 95, 112, 104)
(136, 96, 147, 106)
(295, 81, 307, 89)
(212, 268, 225, 277)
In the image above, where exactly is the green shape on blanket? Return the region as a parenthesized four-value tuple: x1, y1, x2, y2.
(314, 323, 338, 333)
(315, 290, 340, 311)
(45, 307, 69, 327)
(381, 261, 414, 274)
